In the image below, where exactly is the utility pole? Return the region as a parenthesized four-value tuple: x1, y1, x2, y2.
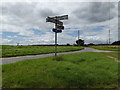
(17, 43, 19, 46)
(108, 1, 111, 45)
(109, 29, 110, 44)
(78, 30, 79, 40)
(78, 30, 80, 46)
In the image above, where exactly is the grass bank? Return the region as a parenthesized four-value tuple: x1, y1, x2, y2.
(2, 52, 119, 88)
(91, 45, 120, 51)
(100, 52, 119, 60)
(1, 45, 84, 58)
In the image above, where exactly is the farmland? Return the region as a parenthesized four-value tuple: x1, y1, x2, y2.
(2, 52, 119, 88)
(91, 45, 120, 51)
(1, 45, 84, 58)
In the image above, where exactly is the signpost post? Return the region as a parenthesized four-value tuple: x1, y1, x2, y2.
(46, 15, 68, 59)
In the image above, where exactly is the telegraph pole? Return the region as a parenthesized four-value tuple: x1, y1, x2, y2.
(78, 30, 80, 46)
(17, 43, 19, 46)
(108, 1, 111, 45)
(78, 30, 79, 40)
(109, 29, 110, 44)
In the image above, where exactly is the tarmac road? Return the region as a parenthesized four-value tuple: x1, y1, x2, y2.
(1, 47, 115, 65)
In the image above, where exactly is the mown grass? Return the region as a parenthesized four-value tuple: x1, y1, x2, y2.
(100, 52, 120, 61)
(91, 45, 120, 51)
(1, 45, 84, 58)
(2, 52, 119, 88)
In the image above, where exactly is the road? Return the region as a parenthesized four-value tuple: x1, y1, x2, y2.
(1, 47, 114, 65)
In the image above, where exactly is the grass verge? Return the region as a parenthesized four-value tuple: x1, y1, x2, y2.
(2, 52, 119, 88)
(91, 45, 120, 51)
(100, 52, 120, 61)
(1, 45, 84, 58)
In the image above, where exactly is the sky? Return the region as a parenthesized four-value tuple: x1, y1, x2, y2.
(0, 0, 119, 45)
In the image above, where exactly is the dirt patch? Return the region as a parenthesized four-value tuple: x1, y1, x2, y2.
(107, 56, 120, 63)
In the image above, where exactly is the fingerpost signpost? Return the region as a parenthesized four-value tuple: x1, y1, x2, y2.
(46, 15, 68, 58)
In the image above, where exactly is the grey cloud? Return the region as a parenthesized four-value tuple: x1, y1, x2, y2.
(73, 2, 116, 23)
(2, 3, 35, 18)
(1, 2, 118, 44)
(85, 39, 107, 44)
(1, 3, 37, 26)
(1, 2, 60, 29)
(39, 9, 57, 18)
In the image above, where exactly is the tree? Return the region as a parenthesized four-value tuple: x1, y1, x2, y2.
(73, 43, 77, 46)
(66, 43, 70, 46)
(76, 39, 84, 46)
(112, 40, 120, 45)
(88, 43, 95, 46)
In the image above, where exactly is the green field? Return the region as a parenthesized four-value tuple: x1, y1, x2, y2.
(100, 52, 120, 61)
(1, 45, 84, 58)
(2, 52, 119, 88)
(91, 45, 120, 51)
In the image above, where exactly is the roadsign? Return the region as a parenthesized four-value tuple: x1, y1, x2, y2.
(56, 25, 64, 30)
(51, 15, 68, 20)
(56, 15, 68, 20)
(52, 28, 57, 32)
(56, 30, 62, 33)
(52, 28, 62, 33)
(46, 17, 63, 26)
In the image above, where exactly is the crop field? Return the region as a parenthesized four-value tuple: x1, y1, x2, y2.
(2, 52, 119, 88)
(91, 45, 120, 51)
(1, 45, 84, 58)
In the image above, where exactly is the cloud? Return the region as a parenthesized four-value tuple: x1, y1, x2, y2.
(39, 9, 58, 18)
(18, 32, 55, 45)
(1, 38, 12, 44)
(1, 2, 118, 45)
(73, 2, 116, 24)
(1, 24, 35, 36)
